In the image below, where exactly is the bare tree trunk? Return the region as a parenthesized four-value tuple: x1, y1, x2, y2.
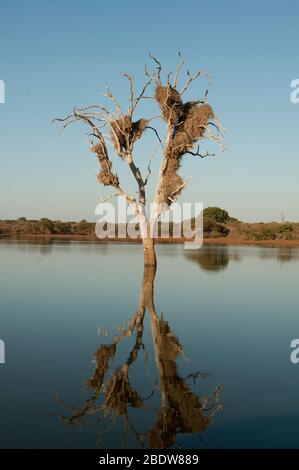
(142, 237, 157, 267)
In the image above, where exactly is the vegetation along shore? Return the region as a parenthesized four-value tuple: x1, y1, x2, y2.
(1, 208, 299, 246)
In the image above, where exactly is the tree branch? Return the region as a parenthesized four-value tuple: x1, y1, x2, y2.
(144, 144, 159, 186)
(132, 78, 153, 113)
(127, 157, 146, 205)
(103, 85, 122, 116)
(145, 126, 164, 149)
(180, 69, 212, 98)
(148, 52, 161, 83)
(185, 147, 215, 158)
(173, 51, 184, 88)
(121, 73, 134, 116)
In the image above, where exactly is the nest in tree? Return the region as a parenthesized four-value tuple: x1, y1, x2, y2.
(90, 142, 107, 160)
(131, 118, 148, 141)
(97, 169, 119, 187)
(159, 159, 184, 205)
(110, 115, 148, 156)
(155, 83, 213, 204)
(155, 85, 182, 126)
(170, 103, 213, 158)
(110, 115, 131, 155)
(91, 142, 119, 187)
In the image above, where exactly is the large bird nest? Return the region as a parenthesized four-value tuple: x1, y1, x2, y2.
(155, 85, 182, 126)
(110, 115, 148, 157)
(155, 85, 214, 204)
(91, 141, 119, 187)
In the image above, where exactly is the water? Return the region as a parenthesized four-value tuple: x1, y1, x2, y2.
(0, 241, 299, 449)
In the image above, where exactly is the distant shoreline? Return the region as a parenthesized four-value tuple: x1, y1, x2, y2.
(1, 214, 299, 246)
(1, 234, 299, 247)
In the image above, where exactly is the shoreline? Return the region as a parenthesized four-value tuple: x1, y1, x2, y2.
(1, 235, 299, 247)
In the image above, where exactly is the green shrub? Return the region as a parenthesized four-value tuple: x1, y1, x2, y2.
(203, 217, 230, 237)
(254, 227, 276, 240)
(203, 207, 229, 224)
(54, 222, 73, 234)
(276, 223, 293, 240)
(40, 218, 54, 233)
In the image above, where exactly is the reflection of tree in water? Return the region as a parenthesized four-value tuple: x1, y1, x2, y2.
(148, 312, 221, 448)
(55, 267, 222, 448)
(185, 246, 230, 273)
(258, 247, 299, 265)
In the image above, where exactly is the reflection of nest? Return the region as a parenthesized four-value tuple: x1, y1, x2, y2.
(149, 379, 222, 449)
(84, 344, 116, 393)
(104, 367, 143, 416)
(155, 317, 182, 361)
(149, 317, 222, 448)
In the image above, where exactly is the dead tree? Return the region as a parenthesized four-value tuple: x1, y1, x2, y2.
(53, 53, 225, 266)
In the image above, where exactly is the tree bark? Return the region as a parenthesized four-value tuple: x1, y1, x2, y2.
(142, 237, 157, 267)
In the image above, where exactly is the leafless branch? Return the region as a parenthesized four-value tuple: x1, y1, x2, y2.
(127, 157, 146, 205)
(148, 52, 161, 83)
(132, 78, 153, 113)
(145, 126, 164, 149)
(185, 147, 215, 158)
(121, 73, 134, 115)
(75, 105, 113, 119)
(144, 64, 155, 82)
(173, 51, 184, 88)
(205, 127, 226, 151)
(53, 109, 139, 208)
(53, 108, 104, 139)
(180, 69, 212, 98)
(208, 121, 220, 132)
(103, 85, 122, 116)
(166, 70, 174, 85)
(99, 191, 119, 203)
(144, 144, 159, 186)
(138, 95, 155, 100)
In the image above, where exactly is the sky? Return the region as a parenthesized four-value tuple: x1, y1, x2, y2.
(0, 0, 298, 222)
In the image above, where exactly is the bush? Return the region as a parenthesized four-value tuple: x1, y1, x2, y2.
(73, 220, 94, 235)
(40, 218, 54, 233)
(203, 207, 229, 224)
(54, 222, 73, 234)
(240, 222, 294, 241)
(276, 223, 293, 240)
(203, 217, 230, 237)
(254, 227, 276, 240)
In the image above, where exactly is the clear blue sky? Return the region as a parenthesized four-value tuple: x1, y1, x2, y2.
(0, 0, 298, 222)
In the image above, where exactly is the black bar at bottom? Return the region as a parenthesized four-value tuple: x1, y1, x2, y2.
(0, 449, 299, 466)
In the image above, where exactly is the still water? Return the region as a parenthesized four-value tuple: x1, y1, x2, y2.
(0, 242, 299, 449)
